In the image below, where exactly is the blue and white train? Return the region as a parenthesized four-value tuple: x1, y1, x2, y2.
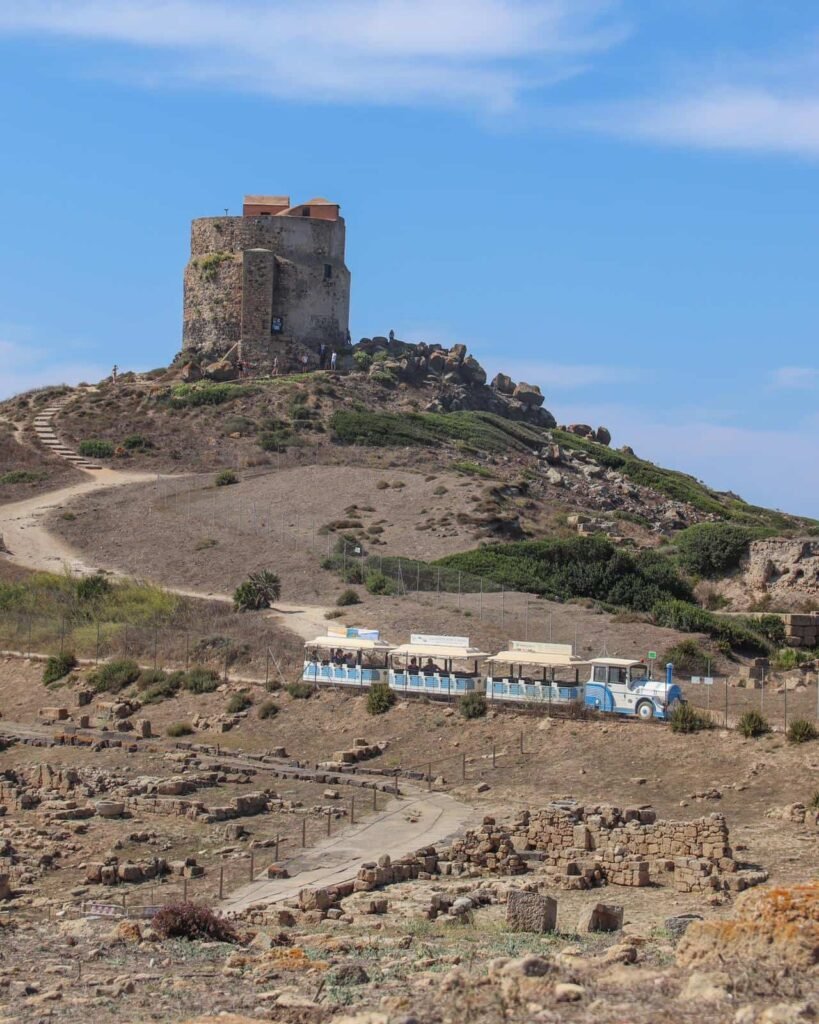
(302, 629, 684, 721)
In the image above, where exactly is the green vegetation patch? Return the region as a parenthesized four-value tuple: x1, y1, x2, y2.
(0, 470, 46, 485)
(193, 251, 236, 281)
(652, 600, 783, 655)
(673, 522, 767, 578)
(43, 652, 77, 685)
(78, 439, 115, 459)
(170, 382, 258, 408)
(436, 536, 694, 612)
(330, 409, 547, 454)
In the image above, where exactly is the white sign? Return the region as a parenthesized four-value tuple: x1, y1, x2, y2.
(509, 641, 574, 656)
(690, 676, 701, 685)
(410, 634, 469, 648)
(703, 676, 714, 686)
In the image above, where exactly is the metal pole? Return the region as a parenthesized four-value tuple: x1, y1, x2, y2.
(350, 797, 355, 825)
(265, 649, 270, 688)
(462, 753, 466, 781)
(479, 578, 483, 620)
(153, 627, 158, 669)
(219, 866, 224, 899)
(302, 818, 307, 847)
(784, 679, 788, 733)
(183, 878, 188, 902)
(95, 621, 100, 664)
(492, 743, 496, 768)
(326, 808, 332, 836)
(373, 787, 377, 811)
(249, 851, 255, 881)
(724, 681, 729, 728)
(275, 835, 280, 862)
(428, 762, 432, 791)
(761, 666, 765, 714)
(185, 632, 190, 670)
(501, 586, 504, 627)
(525, 596, 529, 641)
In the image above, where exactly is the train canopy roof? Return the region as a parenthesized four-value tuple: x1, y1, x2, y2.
(391, 633, 489, 659)
(305, 628, 394, 653)
(488, 641, 587, 668)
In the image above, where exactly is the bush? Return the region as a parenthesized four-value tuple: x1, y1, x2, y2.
(170, 382, 256, 407)
(122, 434, 154, 451)
(89, 658, 141, 693)
(76, 573, 112, 602)
(285, 682, 313, 699)
(184, 666, 220, 694)
(215, 469, 238, 487)
(78, 439, 115, 458)
(233, 570, 281, 611)
(668, 702, 714, 734)
(43, 651, 77, 685)
(167, 722, 194, 737)
(810, 791, 819, 811)
(226, 691, 252, 714)
(366, 682, 395, 715)
(738, 710, 771, 738)
(258, 700, 279, 720)
(459, 692, 487, 719)
(365, 571, 397, 596)
(674, 523, 756, 578)
(336, 588, 362, 607)
(787, 719, 818, 744)
(661, 639, 711, 676)
(0, 469, 45, 484)
(652, 600, 775, 655)
(353, 351, 373, 372)
(152, 902, 237, 943)
(141, 672, 183, 704)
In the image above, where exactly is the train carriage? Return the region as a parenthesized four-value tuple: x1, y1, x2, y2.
(302, 627, 394, 689)
(388, 634, 489, 699)
(485, 641, 587, 705)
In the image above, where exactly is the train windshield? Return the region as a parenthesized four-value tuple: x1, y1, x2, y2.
(629, 665, 648, 684)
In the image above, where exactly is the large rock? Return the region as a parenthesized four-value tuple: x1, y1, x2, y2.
(428, 350, 446, 374)
(677, 882, 819, 973)
(595, 425, 612, 446)
(202, 358, 238, 382)
(491, 373, 515, 395)
(576, 902, 623, 933)
(566, 423, 594, 438)
(507, 890, 557, 933)
(460, 355, 487, 385)
(512, 382, 544, 407)
(0, 873, 10, 901)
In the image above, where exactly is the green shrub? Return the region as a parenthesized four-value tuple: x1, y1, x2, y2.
(661, 639, 711, 676)
(810, 791, 819, 811)
(226, 691, 253, 714)
(437, 536, 693, 612)
(674, 523, 756, 578)
(258, 429, 292, 451)
(738, 710, 771, 738)
(184, 666, 220, 694)
(122, 434, 154, 451)
(353, 351, 373, 372)
(141, 671, 184, 704)
(652, 600, 775, 654)
(170, 382, 257, 407)
(167, 722, 194, 737)
(233, 570, 281, 611)
(258, 700, 279, 720)
(336, 588, 362, 607)
(0, 469, 45, 484)
(286, 682, 313, 699)
(78, 439, 115, 459)
(668, 702, 714, 733)
(76, 573, 112, 602)
(787, 719, 818, 744)
(215, 469, 238, 487)
(452, 461, 493, 478)
(43, 652, 77, 685)
(365, 571, 397, 596)
(772, 648, 810, 671)
(366, 682, 396, 715)
(89, 658, 141, 693)
(459, 692, 487, 719)
(325, 609, 343, 619)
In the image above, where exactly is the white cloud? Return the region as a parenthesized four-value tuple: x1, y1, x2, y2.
(0, 0, 627, 111)
(770, 366, 818, 390)
(585, 87, 819, 157)
(0, 337, 109, 401)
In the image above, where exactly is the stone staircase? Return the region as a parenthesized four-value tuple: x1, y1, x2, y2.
(32, 394, 101, 471)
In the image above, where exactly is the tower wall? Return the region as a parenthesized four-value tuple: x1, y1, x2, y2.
(182, 207, 351, 367)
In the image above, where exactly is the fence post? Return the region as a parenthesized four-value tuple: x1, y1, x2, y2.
(525, 596, 529, 641)
(457, 572, 461, 610)
(223, 647, 230, 682)
(265, 649, 270, 688)
(519, 730, 524, 755)
(185, 632, 190, 670)
(249, 851, 255, 881)
(275, 834, 280, 862)
(492, 743, 496, 768)
(183, 878, 188, 902)
(59, 615, 65, 654)
(372, 786, 377, 812)
(350, 796, 355, 825)
(28, 616, 32, 658)
(393, 772, 399, 796)
(783, 681, 788, 733)
(326, 808, 332, 836)
(479, 578, 483, 620)
(462, 753, 466, 781)
(501, 587, 504, 627)
(95, 621, 100, 664)
(302, 818, 307, 847)
(153, 628, 158, 669)
(724, 681, 729, 728)
(428, 762, 432, 791)
(219, 866, 224, 899)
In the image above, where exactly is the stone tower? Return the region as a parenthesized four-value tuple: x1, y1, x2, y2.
(182, 195, 351, 369)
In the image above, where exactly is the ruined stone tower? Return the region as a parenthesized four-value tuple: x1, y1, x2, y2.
(182, 195, 351, 368)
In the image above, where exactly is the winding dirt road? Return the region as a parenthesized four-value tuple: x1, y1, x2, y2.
(0, 468, 329, 641)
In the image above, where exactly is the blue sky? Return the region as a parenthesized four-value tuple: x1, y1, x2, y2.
(0, 1, 816, 516)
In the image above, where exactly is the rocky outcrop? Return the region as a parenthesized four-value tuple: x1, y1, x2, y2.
(355, 338, 556, 429)
(741, 540, 819, 615)
(677, 882, 819, 973)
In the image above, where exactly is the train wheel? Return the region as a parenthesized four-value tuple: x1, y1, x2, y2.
(636, 700, 655, 720)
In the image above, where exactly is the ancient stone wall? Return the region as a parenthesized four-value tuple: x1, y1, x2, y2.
(182, 212, 351, 366)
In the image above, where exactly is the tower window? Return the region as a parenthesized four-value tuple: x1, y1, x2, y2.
(324, 264, 332, 281)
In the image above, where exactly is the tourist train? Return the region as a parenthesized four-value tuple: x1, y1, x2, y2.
(302, 628, 684, 721)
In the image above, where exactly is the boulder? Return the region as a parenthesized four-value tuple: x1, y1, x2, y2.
(428, 350, 446, 374)
(180, 362, 202, 383)
(460, 355, 487, 385)
(449, 344, 467, 364)
(595, 426, 612, 446)
(576, 902, 623, 933)
(202, 358, 238, 382)
(677, 882, 819, 973)
(507, 890, 557, 933)
(95, 800, 126, 819)
(512, 382, 544, 408)
(665, 914, 704, 942)
(566, 423, 594, 438)
(491, 373, 515, 395)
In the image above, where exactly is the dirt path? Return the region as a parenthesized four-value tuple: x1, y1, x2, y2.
(0, 471, 330, 642)
(220, 786, 476, 914)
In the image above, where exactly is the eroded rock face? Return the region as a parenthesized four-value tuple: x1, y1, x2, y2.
(742, 540, 819, 613)
(677, 882, 819, 973)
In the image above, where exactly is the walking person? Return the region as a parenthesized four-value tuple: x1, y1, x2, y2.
(330, 350, 337, 371)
